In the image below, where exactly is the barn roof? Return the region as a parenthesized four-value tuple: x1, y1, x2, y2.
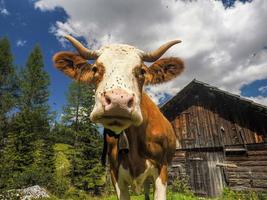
(161, 79, 267, 116)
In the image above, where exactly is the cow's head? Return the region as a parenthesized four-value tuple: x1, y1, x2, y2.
(53, 35, 184, 133)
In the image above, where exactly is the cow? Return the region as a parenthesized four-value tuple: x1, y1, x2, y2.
(53, 35, 184, 200)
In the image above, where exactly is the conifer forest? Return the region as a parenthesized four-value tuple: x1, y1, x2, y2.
(0, 37, 106, 199)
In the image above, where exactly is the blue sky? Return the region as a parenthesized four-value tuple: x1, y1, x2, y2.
(0, 0, 70, 116)
(1, 0, 267, 118)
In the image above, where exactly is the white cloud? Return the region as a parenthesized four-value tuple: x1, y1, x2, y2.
(34, 0, 267, 106)
(16, 39, 27, 47)
(259, 85, 267, 94)
(0, 8, 8, 15)
(0, 0, 9, 16)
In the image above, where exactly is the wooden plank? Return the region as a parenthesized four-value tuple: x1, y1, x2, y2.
(202, 104, 213, 147)
(225, 148, 246, 152)
(208, 104, 220, 147)
(187, 106, 196, 149)
(246, 143, 267, 150)
(173, 151, 186, 158)
(234, 160, 267, 166)
(196, 104, 205, 147)
(227, 166, 267, 172)
(204, 103, 216, 148)
(206, 152, 224, 197)
(193, 105, 200, 148)
(218, 100, 233, 146)
(226, 172, 267, 180)
(252, 180, 267, 188)
(228, 178, 251, 187)
(186, 151, 210, 196)
(188, 157, 203, 161)
(248, 150, 267, 156)
(233, 106, 248, 145)
(216, 163, 237, 168)
(226, 156, 267, 161)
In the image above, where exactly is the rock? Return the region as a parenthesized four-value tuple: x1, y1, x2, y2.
(20, 185, 50, 200)
(0, 185, 49, 200)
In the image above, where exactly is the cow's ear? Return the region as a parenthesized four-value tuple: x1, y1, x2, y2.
(53, 51, 95, 83)
(145, 57, 184, 85)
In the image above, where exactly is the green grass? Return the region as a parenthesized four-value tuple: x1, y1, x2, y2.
(43, 189, 267, 200)
(43, 192, 206, 200)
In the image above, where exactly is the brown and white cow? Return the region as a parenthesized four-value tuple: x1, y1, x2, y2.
(53, 35, 184, 200)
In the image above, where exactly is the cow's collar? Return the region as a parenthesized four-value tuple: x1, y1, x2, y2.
(118, 131, 129, 153)
(104, 129, 130, 152)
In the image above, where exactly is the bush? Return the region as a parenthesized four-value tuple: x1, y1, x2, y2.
(49, 177, 69, 198)
(220, 188, 267, 200)
(63, 187, 92, 200)
(170, 175, 192, 196)
(0, 190, 21, 200)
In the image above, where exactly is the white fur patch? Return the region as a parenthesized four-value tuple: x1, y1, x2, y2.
(154, 177, 167, 200)
(118, 160, 157, 194)
(90, 44, 144, 132)
(97, 44, 142, 96)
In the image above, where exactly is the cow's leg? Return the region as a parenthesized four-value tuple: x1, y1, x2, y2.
(110, 167, 130, 200)
(153, 165, 167, 200)
(114, 181, 130, 200)
(144, 179, 150, 200)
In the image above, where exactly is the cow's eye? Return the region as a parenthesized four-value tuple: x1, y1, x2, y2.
(92, 66, 98, 73)
(140, 68, 146, 75)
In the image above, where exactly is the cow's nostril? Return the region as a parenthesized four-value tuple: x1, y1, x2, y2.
(105, 96, 111, 105)
(127, 97, 134, 108)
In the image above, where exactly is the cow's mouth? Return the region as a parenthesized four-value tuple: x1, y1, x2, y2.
(102, 115, 132, 121)
(99, 115, 132, 127)
(90, 107, 143, 133)
(95, 115, 133, 133)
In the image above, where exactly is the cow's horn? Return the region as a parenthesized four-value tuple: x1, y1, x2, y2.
(142, 40, 182, 62)
(64, 35, 99, 60)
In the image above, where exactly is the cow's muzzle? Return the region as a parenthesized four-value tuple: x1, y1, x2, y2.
(101, 88, 135, 115)
(90, 89, 142, 133)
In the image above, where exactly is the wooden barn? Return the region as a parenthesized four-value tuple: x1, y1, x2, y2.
(161, 79, 267, 197)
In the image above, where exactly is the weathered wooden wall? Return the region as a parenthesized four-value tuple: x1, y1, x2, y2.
(162, 81, 267, 197)
(224, 144, 267, 191)
(169, 87, 267, 149)
(186, 151, 225, 197)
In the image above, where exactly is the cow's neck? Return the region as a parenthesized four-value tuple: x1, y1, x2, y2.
(140, 92, 161, 123)
(126, 91, 164, 138)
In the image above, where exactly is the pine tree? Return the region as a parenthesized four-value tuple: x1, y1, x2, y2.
(19, 44, 50, 122)
(0, 131, 20, 190)
(14, 45, 49, 165)
(0, 37, 18, 191)
(8, 45, 54, 188)
(62, 81, 105, 194)
(0, 37, 17, 140)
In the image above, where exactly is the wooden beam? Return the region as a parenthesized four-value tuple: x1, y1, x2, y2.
(216, 163, 237, 168)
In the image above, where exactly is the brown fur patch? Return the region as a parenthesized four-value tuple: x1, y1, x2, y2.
(52, 51, 104, 84)
(159, 165, 168, 184)
(146, 57, 184, 85)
